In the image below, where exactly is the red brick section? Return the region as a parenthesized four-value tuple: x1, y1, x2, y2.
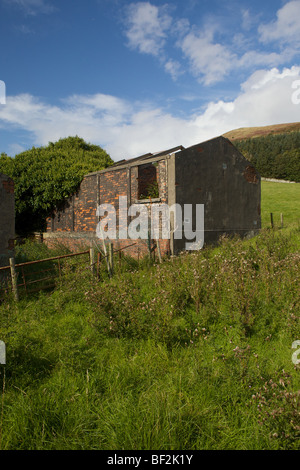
(244, 165, 259, 184)
(75, 175, 98, 231)
(2, 178, 14, 194)
(44, 236, 170, 259)
(46, 174, 99, 232)
(113, 238, 170, 259)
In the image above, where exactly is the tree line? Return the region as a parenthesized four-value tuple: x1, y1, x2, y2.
(234, 131, 300, 182)
(0, 136, 113, 235)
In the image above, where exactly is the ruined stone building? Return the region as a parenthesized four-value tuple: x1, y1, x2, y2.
(44, 136, 261, 257)
(0, 173, 15, 267)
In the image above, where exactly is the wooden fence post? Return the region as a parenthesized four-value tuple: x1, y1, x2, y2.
(108, 243, 114, 277)
(147, 231, 152, 260)
(97, 227, 113, 278)
(89, 248, 95, 275)
(118, 250, 122, 272)
(96, 251, 101, 278)
(156, 239, 162, 263)
(9, 257, 19, 302)
(281, 213, 284, 229)
(270, 213, 274, 229)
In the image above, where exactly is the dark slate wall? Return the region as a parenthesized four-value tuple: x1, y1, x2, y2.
(0, 174, 15, 267)
(174, 137, 261, 251)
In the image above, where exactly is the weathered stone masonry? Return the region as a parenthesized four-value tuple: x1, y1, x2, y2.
(0, 173, 15, 267)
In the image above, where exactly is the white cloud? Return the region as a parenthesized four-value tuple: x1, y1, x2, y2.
(164, 59, 183, 80)
(240, 8, 262, 32)
(62, 93, 131, 126)
(179, 27, 236, 85)
(123, 2, 300, 86)
(124, 2, 172, 56)
(195, 66, 300, 132)
(258, 0, 300, 44)
(8, 143, 26, 155)
(177, 2, 300, 85)
(124, 2, 184, 81)
(0, 67, 299, 159)
(241, 9, 252, 31)
(238, 50, 287, 68)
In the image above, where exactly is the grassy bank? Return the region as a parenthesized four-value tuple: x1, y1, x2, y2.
(0, 182, 299, 450)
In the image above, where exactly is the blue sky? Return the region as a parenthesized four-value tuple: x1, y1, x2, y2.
(0, 0, 299, 160)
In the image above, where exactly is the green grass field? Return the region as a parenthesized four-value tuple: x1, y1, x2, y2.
(0, 181, 299, 450)
(261, 180, 300, 228)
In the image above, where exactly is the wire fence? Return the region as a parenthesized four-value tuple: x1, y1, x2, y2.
(0, 241, 142, 301)
(0, 250, 90, 301)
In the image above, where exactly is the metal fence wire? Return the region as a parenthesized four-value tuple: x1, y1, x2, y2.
(0, 242, 141, 301)
(0, 250, 90, 300)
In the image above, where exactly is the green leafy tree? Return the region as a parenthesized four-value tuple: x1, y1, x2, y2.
(0, 136, 113, 234)
(0, 152, 14, 176)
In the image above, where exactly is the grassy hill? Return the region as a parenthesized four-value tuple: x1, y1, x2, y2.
(223, 122, 300, 141)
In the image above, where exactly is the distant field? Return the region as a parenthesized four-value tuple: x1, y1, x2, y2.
(261, 180, 300, 228)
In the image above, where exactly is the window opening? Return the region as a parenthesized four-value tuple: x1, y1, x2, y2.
(138, 162, 159, 199)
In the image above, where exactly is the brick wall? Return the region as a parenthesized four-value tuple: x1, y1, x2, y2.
(1, 178, 14, 194)
(45, 158, 171, 258)
(43, 234, 170, 260)
(46, 174, 99, 232)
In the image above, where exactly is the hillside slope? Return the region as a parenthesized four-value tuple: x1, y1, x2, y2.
(223, 122, 300, 141)
(222, 123, 300, 182)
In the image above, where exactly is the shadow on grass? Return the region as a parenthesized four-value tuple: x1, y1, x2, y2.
(5, 341, 56, 385)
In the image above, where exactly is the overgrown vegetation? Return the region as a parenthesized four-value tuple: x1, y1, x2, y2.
(0, 136, 113, 235)
(139, 181, 160, 200)
(0, 182, 299, 450)
(235, 131, 300, 182)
